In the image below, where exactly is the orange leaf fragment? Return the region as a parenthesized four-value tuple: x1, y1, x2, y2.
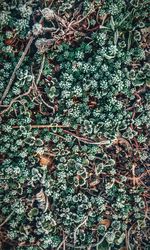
(99, 219, 111, 228)
(4, 38, 14, 45)
(39, 156, 51, 166)
(89, 180, 100, 187)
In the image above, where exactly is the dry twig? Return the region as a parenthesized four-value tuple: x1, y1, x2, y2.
(66, 233, 107, 249)
(12, 124, 70, 129)
(63, 129, 111, 145)
(32, 54, 55, 112)
(74, 216, 88, 245)
(0, 211, 14, 227)
(0, 36, 34, 105)
(0, 85, 33, 115)
(57, 235, 68, 250)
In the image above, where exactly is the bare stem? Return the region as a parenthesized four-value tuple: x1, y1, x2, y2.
(57, 236, 68, 250)
(66, 233, 107, 249)
(36, 54, 46, 85)
(63, 129, 111, 145)
(74, 216, 88, 245)
(0, 85, 33, 115)
(32, 55, 55, 112)
(0, 211, 14, 227)
(12, 124, 70, 128)
(0, 36, 34, 105)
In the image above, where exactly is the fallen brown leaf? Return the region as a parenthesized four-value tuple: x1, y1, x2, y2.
(99, 219, 111, 229)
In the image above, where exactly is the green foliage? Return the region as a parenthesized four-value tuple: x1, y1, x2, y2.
(0, 0, 149, 250)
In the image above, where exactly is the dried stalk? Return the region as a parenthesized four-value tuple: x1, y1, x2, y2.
(0, 211, 14, 227)
(0, 85, 33, 115)
(0, 36, 34, 105)
(132, 163, 137, 186)
(74, 216, 88, 245)
(32, 55, 55, 112)
(63, 129, 111, 145)
(57, 236, 68, 250)
(36, 54, 46, 85)
(12, 124, 70, 129)
(126, 224, 136, 250)
(66, 233, 107, 249)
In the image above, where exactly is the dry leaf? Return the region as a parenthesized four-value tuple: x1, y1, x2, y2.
(4, 38, 14, 45)
(99, 219, 111, 228)
(36, 189, 45, 202)
(39, 156, 50, 166)
(38, 154, 53, 168)
(89, 180, 100, 187)
(36, 189, 49, 212)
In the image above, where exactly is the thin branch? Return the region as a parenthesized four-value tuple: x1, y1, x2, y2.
(12, 124, 70, 129)
(57, 236, 68, 250)
(55, 14, 69, 28)
(126, 224, 136, 250)
(63, 129, 111, 145)
(132, 163, 137, 186)
(40, 95, 55, 111)
(72, 9, 93, 26)
(48, 0, 55, 8)
(0, 85, 33, 115)
(0, 211, 14, 227)
(49, 132, 70, 141)
(43, 27, 56, 32)
(32, 55, 55, 112)
(66, 233, 107, 249)
(0, 36, 34, 105)
(63, 231, 66, 250)
(36, 54, 46, 85)
(74, 216, 88, 245)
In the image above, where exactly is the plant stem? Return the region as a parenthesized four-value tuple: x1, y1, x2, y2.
(12, 124, 70, 128)
(0, 36, 34, 105)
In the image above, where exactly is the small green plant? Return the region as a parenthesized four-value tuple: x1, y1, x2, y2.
(0, 0, 149, 249)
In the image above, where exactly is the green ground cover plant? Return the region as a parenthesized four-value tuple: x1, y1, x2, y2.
(0, 0, 149, 249)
